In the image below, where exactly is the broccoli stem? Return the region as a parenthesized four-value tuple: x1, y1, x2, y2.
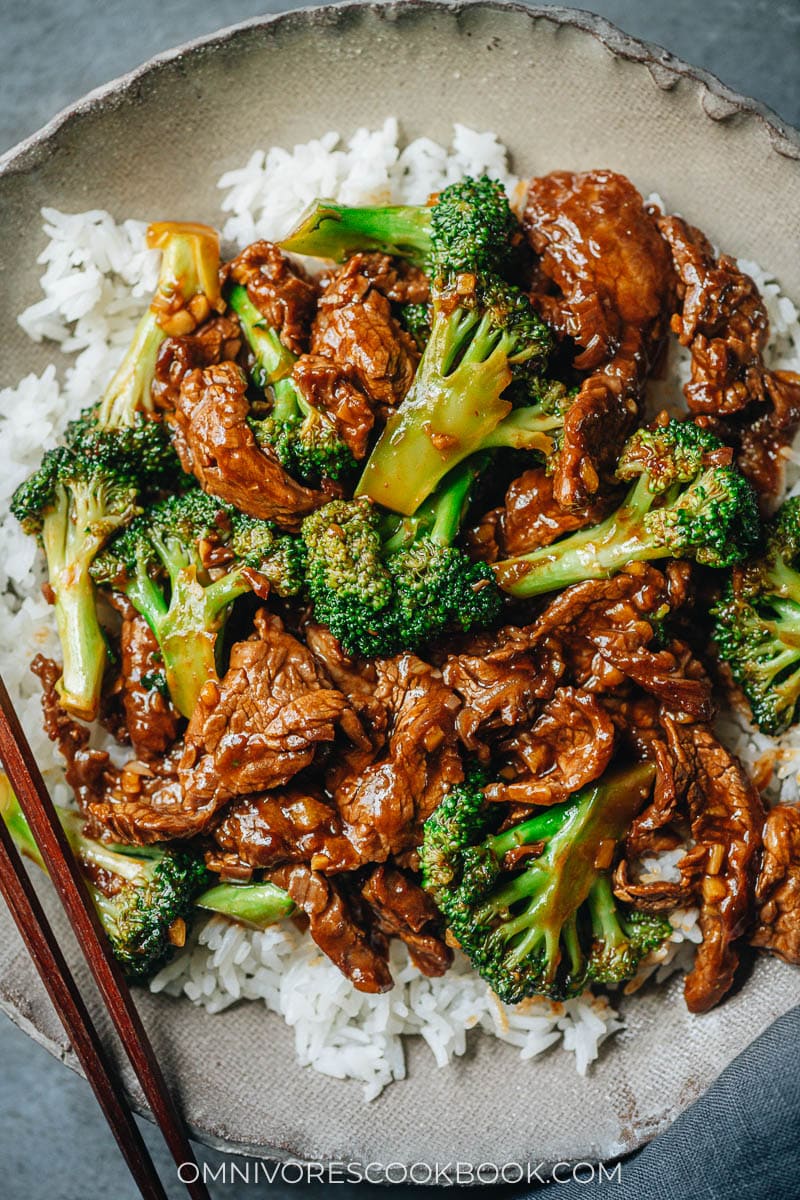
(42, 487, 118, 722)
(280, 200, 432, 266)
(587, 872, 629, 949)
(227, 285, 295, 386)
(51, 569, 108, 722)
(195, 881, 296, 928)
(150, 567, 250, 719)
(764, 597, 800, 647)
(121, 522, 253, 720)
(356, 311, 515, 516)
(1, 777, 296, 948)
(492, 474, 664, 598)
(0, 776, 140, 887)
(96, 313, 165, 431)
(98, 222, 221, 429)
(0, 774, 44, 869)
(479, 404, 561, 452)
(381, 456, 486, 554)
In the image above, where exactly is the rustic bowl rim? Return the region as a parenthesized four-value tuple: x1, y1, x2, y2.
(1, 0, 798, 178)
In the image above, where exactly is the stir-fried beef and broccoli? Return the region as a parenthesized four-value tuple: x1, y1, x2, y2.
(5, 170, 800, 1024)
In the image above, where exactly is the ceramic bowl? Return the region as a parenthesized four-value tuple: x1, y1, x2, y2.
(1, 1, 799, 1170)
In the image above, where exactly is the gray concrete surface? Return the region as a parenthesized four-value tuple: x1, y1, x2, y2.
(1, 2, 798, 1197)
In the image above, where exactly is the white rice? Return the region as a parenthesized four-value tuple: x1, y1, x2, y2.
(2, 121, 798, 1099)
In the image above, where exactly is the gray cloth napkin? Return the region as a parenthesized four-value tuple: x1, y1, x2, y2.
(525, 1004, 800, 1199)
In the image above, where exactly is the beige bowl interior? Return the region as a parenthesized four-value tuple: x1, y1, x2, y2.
(1, 1, 799, 1168)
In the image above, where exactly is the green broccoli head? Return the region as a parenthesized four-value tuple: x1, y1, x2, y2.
(0, 780, 209, 980)
(93, 844, 210, 980)
(616, 422, 761, 569)
(2, 778, 296, 976)
(644, 465, 761, 568)
(302, 464, 503, 658)
(386, 539, 502, 653)
(250, 406, 356, 484)
(421, 772, 497, 911)
(420, 763, 669, 1003)
(280, 174, 519, 277)
(493, 419, 762, 598)
(428, 176, 520, 276)
(228, 510, 307, 596)
(713, 496, 800, 734)
(769, 495, 800, 564)
(398, 301, 431, 351)
(585, 874, 672, 987)
(301, 497, 397, 657)
(66, 407, 184, 495)
(92, 488, 305, 717)
(616, 419, 724, 492)
(11, 442, 141, 720)
(229, 282, 356, 484)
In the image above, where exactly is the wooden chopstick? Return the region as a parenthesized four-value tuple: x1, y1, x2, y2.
(0, 676, 211, 1200)
(0, 797, 168, 1200)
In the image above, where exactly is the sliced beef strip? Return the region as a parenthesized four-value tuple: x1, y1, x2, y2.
(269, 863, 393, 993)
(607, 698, 763, 993)
(32, 655, 113, 811)
(292, 353, 377, 461)
(485, 687, 616, 806)
(179, 608, 363, 806)
(602, 695, 697, 858)
(152, 315, 243, 411)
(32, 655, 190, 844)
(751, 804, 800, 966)
(224, 240, 318, 356)
(524, 170, 674, 507)
(466, 468, 616, 563)
(311, 252, 421, 413)
(168, 361, 325, 530)
(323, 653, 463, 866)
(627, 709, 696, 853)
(442, 625, 565, 758)
(529, 566, 713, 720)
(361, 865, 453, 977)
(109, 596, 180, 761)
(212, 788, 361, 873)
(302, 622, 389, 746)
(658, 214, 800, 499)
(89, 611, 362, 842)
(678, 725, 764, 1013)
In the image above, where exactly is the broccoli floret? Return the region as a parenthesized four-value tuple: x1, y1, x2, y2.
(280, 175, 521, 277)
(228, 510, 308, 593)
(492, 420, 761, 598)
(91, 489, 304, 717)
(228, 283, 356, 483)
(584, 873, 670, 987)
(97, 221, 222, 429)
(302, 458, 502, 657)
(713, 496, 800, 734)
(356, 275, 554, 515)
(65, 407, 183, 495)
(420, 763, 670, 1003)
(0, 776, 209, 980)
(11, 439, 141, 720)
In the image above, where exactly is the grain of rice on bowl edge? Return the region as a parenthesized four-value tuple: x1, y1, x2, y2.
(2, 119, 799, 1100)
